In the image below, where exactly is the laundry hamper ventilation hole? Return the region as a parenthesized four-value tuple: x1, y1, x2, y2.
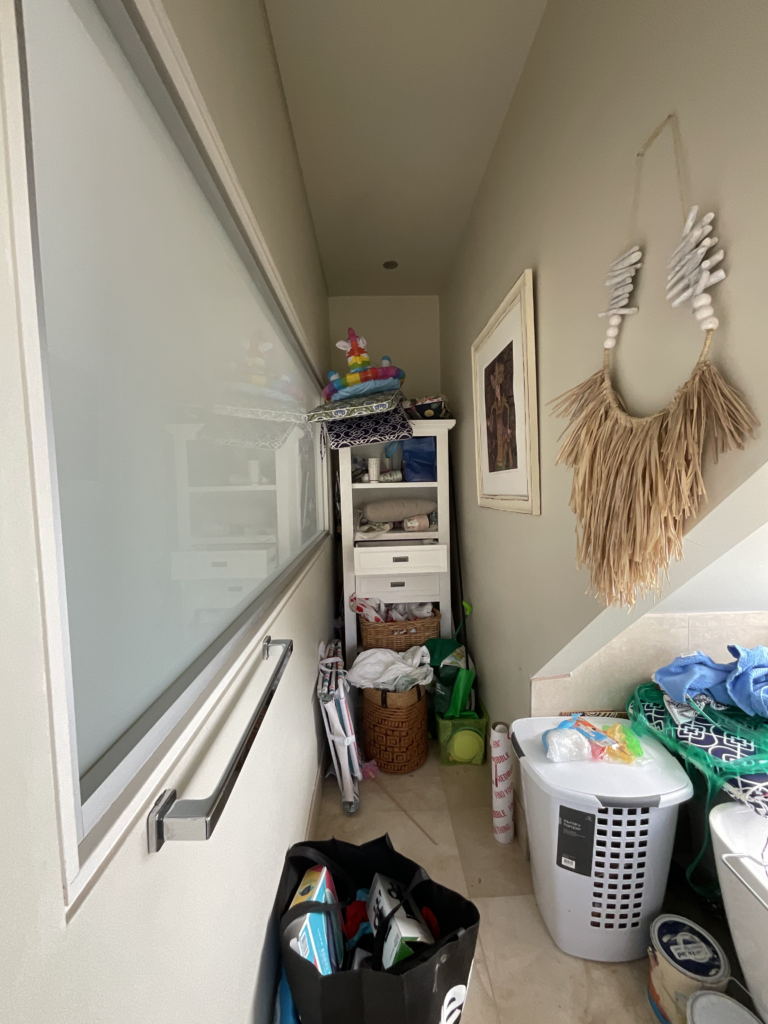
(588, 807, 650, 929)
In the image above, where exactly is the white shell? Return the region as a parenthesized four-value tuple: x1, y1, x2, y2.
(671, 285, 695, 307)
(605, 272, 633, 287)
(706, 268, 726, 287)
(603, 337, 616, 349)
(611, 250, 643, 271)
(694, 305, 714, 320)
(682, 205, 699, 235)
(702, 250, 723, 271)
(699, 316, 719, 331)
(692, 293, 711, 309)
(694, 270, 711, 295)
(609, 295, 630, 307)
(606, 326, 619, 337)
(598, 307, 638, 317)
(609, 314, 622, 326)
(610, 245, 640, 268)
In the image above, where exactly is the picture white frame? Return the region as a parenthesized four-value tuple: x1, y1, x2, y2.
(471, 269, 540, 514)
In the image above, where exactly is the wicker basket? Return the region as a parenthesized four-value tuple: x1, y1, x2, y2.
(360, 610, 441, 651)
(363, 685, 428, 774)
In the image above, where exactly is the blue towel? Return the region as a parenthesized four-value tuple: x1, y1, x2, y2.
(654, 645, 768, 718)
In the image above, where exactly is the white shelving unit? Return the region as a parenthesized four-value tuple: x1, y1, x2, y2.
(166, 423, 303, 621)
(339, 419, 455, 665)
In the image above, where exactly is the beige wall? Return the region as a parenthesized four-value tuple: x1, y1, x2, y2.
(440, 0, 768, 725)
(161, 0, 328, 369)
(329, 295, 440, 400)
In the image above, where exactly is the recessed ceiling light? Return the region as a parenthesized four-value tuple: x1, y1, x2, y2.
(383, 260, 399, 270)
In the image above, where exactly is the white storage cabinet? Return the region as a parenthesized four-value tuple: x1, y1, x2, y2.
(339, 419, 455, 664)
(511, 716, 693, 962)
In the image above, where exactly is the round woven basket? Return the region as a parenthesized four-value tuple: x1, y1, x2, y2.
(360, 610, 441, 652)
(363, 685, 428, 774)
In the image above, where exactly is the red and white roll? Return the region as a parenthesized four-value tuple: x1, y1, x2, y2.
(491, 722, 514, 844)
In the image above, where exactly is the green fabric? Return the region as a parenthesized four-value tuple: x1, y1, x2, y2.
(433, 666, 459, 716)
(445, 669, 476, 719)
(628, 681, 768, 897)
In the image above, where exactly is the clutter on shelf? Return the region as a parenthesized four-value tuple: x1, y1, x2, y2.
(275, 835, 479, 1023)
(542, 714, 647, 764)
(324, 328, 405, 401)
(316, 641, 363, 815)
(306, 388, 413, 450)
(351, 593, 434, 624)
(401, 395, 452, 420)
(346, 644, 433, 692)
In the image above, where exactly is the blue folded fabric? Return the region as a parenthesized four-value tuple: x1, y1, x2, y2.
(654, 645, 768, 718)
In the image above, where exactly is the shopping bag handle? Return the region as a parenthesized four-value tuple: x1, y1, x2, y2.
(285, 843, 358, 897)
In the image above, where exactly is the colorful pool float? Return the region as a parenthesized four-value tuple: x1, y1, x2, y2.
(323, 328, 405, 402)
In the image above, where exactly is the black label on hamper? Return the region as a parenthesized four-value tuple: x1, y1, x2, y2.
(556, 806, 595, 876)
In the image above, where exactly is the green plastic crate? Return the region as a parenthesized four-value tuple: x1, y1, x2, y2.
(437, 701, 488, 765)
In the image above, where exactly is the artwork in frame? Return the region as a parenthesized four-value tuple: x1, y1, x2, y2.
(471, 269, 540, 514)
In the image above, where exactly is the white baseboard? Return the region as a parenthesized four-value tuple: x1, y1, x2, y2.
(304, 756, 325, 840)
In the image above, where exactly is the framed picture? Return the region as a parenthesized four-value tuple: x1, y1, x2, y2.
(471, 268, 540, 514)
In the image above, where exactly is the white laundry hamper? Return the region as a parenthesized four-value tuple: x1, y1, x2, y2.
(511, 716, 693, 962)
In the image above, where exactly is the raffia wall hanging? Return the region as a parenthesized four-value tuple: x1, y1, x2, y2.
(553, 115, 757, 609)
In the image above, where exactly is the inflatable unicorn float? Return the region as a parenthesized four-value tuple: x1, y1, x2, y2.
(323, 328, 405, 401)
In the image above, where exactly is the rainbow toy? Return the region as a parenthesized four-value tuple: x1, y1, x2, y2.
(323, 328, 405, 401)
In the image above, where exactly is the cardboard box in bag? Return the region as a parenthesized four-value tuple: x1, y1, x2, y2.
(366, 873, 434, 968)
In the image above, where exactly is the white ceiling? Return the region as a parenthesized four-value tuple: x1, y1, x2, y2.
(264, 0, 547, 295)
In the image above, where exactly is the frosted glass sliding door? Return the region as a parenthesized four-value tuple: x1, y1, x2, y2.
(22, 0, 325, 799)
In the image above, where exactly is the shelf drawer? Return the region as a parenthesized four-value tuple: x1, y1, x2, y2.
(171, 549, 268, 580)
(355, 573, 441, 601)
(354, 544, 447, 575)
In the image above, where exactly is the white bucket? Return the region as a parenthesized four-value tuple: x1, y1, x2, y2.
(648, 915, 730, 1024)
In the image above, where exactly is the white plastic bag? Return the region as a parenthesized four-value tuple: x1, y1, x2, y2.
(346, 645, 433, 692)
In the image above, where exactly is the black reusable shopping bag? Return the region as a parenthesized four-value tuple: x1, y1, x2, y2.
(277, 834, 479, 1024)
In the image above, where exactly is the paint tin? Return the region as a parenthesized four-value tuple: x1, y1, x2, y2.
(648, 915, 730, 1024)
(686, 991, 763, 1024)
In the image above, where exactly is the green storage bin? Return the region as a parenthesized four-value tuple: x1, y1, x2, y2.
(437, 701, 488, 765)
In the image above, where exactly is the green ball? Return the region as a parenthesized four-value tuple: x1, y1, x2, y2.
(448, 729, 484, 763)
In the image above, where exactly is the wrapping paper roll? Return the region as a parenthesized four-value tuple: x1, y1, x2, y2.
(491, 722, 514, 844)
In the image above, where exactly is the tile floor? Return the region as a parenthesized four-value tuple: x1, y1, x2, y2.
(313, 743, 655, 1023)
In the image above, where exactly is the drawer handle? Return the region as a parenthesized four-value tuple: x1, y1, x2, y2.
(392, 556, 409, 563)
(390, 581, 406, 588)
(211, 561, 228, 567)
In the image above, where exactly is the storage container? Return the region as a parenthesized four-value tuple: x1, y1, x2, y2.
(511, 715, 693, 962)
(359, 610, 441, 651)
(363, 685, 428, 773)
(437, 703, 488, 766)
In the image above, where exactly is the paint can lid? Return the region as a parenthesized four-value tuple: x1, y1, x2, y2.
(650, 915, 730, 983)
(687, 991, 762, 1024)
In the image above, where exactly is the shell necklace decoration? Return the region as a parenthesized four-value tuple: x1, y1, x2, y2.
(553, 206, 757, 608)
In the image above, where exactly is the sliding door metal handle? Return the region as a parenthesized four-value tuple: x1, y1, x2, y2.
(147, 636, 293, 852)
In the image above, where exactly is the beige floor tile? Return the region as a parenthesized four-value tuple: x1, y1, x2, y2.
(474, 895, 653, 1024)
(314, 806, 468, 896)
(462, 936, 501, 1024)
(440, 761, 492, 810)
(449, 805, 533, 899)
